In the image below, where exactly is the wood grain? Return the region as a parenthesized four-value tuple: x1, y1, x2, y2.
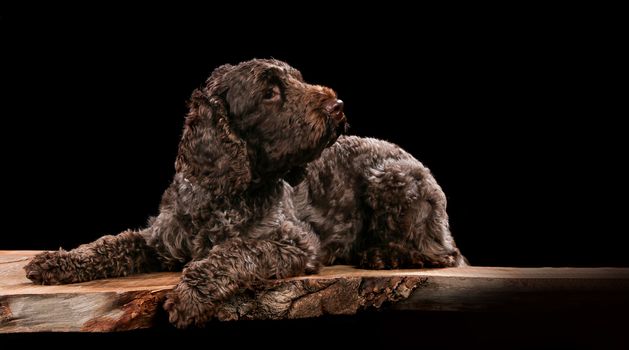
(1, 251, 628, 332)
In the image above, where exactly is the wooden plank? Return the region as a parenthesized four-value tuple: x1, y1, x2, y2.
(1, 251, 628, 333)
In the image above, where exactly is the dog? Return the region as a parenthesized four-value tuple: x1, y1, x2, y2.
(24, 59, 464, 328)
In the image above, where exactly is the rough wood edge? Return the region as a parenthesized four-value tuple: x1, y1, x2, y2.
(1, 251, 628, 332)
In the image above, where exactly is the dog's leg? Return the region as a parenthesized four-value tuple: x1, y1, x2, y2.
(164, 229, 319, 328)
(24, 230, 161, 285)
(355, 158, 465, 269)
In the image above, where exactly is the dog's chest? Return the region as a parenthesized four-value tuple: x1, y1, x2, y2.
(193, 198, 283, 243)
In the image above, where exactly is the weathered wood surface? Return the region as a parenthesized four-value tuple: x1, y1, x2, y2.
(1, 251, 628, 333)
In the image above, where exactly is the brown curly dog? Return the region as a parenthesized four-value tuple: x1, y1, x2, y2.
(25, 59, 464, 328)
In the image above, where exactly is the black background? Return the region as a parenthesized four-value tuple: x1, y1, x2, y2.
(1, 10, 626, 267)
(1, 8, 627, 349)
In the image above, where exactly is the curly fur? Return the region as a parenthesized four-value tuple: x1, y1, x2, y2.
(294, 136, 465, 269)
(24, 58, 464, 328)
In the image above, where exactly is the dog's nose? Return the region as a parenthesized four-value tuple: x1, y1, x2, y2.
(325, 99, 344, 121)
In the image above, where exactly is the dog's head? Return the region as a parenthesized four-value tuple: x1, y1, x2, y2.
(176, 59, 347, 195)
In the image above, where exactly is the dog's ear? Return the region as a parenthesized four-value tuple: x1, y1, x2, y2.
(175, 88, 251, 197)
(204, 63, 233, 96)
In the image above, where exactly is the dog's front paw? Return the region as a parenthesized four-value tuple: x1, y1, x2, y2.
(24, 250, 78, 285)
(164, 281, 215, 328)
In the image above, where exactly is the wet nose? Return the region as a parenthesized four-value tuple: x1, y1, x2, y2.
(325, 99, 344, 121)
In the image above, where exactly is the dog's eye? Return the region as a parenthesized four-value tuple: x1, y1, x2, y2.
(263, 85, 281, 101)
